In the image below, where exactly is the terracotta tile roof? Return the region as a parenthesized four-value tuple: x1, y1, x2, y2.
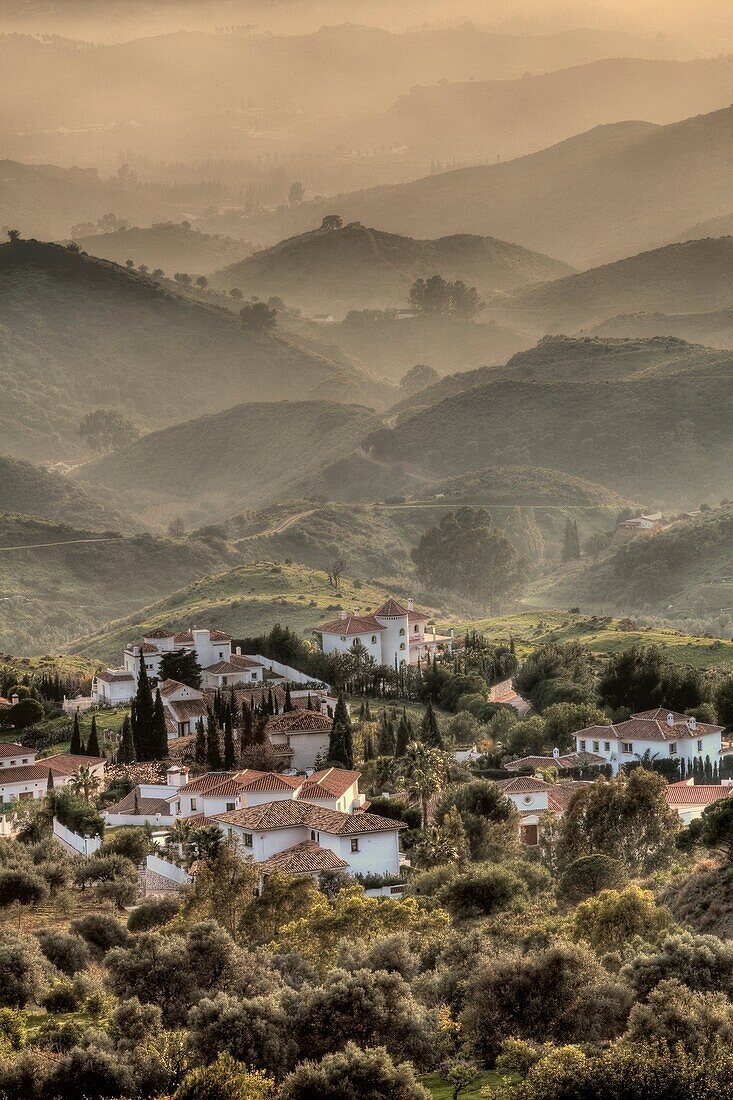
(547, 783, 590, 813)
(42, 754, 105, 775)
(664, 782, 733, 806)
(216, 799, 407, 834)
(144, 628, 174, 639)
(173, 631, 194, 644)
(496, 776, 552, 794)
(239, 772, 302, 792)
(209, 630, 232, 642)
(0, 763, 64, 784)
(167, 699, 208, 722)
(204, 655, 262, 675)
(316, 614, 385, 636)
(105, 788, 171, 816)
(95, 670, 134, 683)
(299, 767, 361, 799)
(575, 712, 724, 745)
(267, 711, 332, 734)
(261, 839, 349, 875)
(200, 778, 252, 799)
(504, 751, 607, 772)
(159, 679, 202, 698)
(632, 709, 724, 735)
(138, 642, 159, 654)
(0, 743, 34, 759)
(374, 598, 409, 617)
(408, 609, 429, 622)
(177, 771, 241, 795)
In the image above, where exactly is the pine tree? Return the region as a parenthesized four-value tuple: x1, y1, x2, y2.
(395, 711, 412, 757)
(69, 712, 82, 755)
(328, 693, 354, 769)
(420, 701, 443, 748)
(133, 655, 155, 761)
(194, 717, 207, 766)
(224, 718, 236, 770)
(86, 714, 101, 758)
(283, 683, 294, 712)
(151, 689, 169, 760)
(118, 714, 136, 765)
(206, 710, 222, 770)
(377, 711, 395, 756)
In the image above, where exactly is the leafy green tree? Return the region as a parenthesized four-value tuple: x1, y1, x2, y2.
(504, 507, 545, 565)
(412, 508, 527, 612)
(278, 1042, 431, 1100)
(0, 934, 49, 1007)
(438, 864, 525, 919)
(240, 302, 276, 331)
(513, 642, 594, 713)
(620, 931, 733, 999)
(700, 796, 733, 858)
(543, 703, 609, 752)
(409, 274, 483, 319)
(572, 885, 672, 953)
(434, 779, 520, 862)
(0, 869, 47, 909)
(558, 853, 628, 904)
(188, 992, 296, 1078)
(715, 674, 733, 728)
(395, 741, 450, 828)
(36, 929, 90, 977)
(328, 694, 354, 769)
(78, 409, 139, 454)
(320, 214, 343, 230)
(7, 698, 43, 729)
(158, 649, 202, 689)
(622, 978, 733, 1051)
(399, 364, 439, 394)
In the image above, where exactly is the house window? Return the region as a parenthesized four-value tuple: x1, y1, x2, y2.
(698, 739, 703, 752)
(340, 636, 346, 642)
(9, 761, 15, 767)
(226, 802, 235, 812)
(593, 741, 600, 753)
(669, 743, 677, 755)
(311, 830, 316, 840)
(350, 838, 360, 852)
(622, 742, 632, 754)
(371, 636, 377, 644)
(604, 742, 611, 752)
(190, 798, 197, 811)
(399, 628, 405, 636)
(219, 651, 223, 659)
(222, 677, 228, 686)
(414, 624, 419, 632)
(243, 833, 253, 848)
(579, 740, 586, 751)
(400, 642, 405, 650)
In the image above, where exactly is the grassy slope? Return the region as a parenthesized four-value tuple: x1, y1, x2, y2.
(503, 237, 733, 332)
(0, 239, 383, 463)
(0, 512, 239, 655)
(66, 562, 431, 665)
(74, 400, 385, 528)
(590, 308, 733, 351)
(211, 223, 572, 314)
(71, 223, 254, 276)
(0, 455, 131, 532)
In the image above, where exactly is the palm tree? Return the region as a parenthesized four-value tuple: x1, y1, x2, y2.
(394, 740, 450, 829)
(68, 765, 101, 804)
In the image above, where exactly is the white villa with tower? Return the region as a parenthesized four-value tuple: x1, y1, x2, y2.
(315, 596, 453, 667)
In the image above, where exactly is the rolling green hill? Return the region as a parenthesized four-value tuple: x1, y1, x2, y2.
(502, 237, 733, 333)
(74, 400, 386, 528)
(0, 239, 385, 463)
(211, 223, 572, 316)
(70, 223, 254, 277)
(232, 107, 733, 269)
(0, 455, 130, 532)
(0, 512, 240, 655)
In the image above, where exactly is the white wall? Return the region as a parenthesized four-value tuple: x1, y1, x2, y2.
(321, 630, 383, 665)
(106, 810, 176, 827)
(506, 790, 550, 813)
(577, 731, 722, 775)
(287, 732, 331, 772)
(52, 818, 101, 858)
(0, 750, 36, 769)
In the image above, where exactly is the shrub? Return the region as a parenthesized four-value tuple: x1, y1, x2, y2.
(173, 1052, 274, 1100)
(36, 929, 90, 976)
(559, 854, 628, 904)
(127, 894, 180, 932)
(41, 980, 81, 1014)
(278, 1042, 431, 1099)
(438, 864, 525, 919)
(70, 913, 129, 955)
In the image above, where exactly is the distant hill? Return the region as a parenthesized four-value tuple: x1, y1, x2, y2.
(328, 56, 733, 164)
(0, 455, 129, 532)
(74, 400, 385, 528)
(71, 223, 253, 276)
(0, 239, 385, 462)
(231, 107, 733, 268)
(531, 505, 733, 627)
(363, 337, 733, 504)
(0, 512, 238, 655)
(211, 224, 572, 315)
(590, 308, 733, 350)
(502, 238, 733, 332)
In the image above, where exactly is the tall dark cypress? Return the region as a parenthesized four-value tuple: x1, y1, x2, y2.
(420, 701, 443, 748)
(306, 692, 313, 710)
(86, 714, 101, 758)
(206, 709, 222, 770)
(283, 683, 294, 712)
(134, 655, 155, 761)
(267, 688, 275, 716)
(151, 688, 169, 760)
(194, 717, 207, 766)
(69, 712, 82, 755)
(328, 693, 354, 769)
(395, 710, 412, 757)
(223, 717, 236, 770)
(118, 714, 136, 765)
(46, 768, 55, 792)
(377, 711, 395, 756)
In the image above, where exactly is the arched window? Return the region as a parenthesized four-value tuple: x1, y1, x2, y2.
(399, 627, 405, 636)
(400, 642, 405, 650)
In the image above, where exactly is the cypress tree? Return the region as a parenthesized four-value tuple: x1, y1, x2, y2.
(328, 693, 354, 769)
(46, 768, 54, 793)
(714, 759, 720, 784)
(306, 692, 313, 710)
(194, 717, 207, 766)
(133, 655, 155, 761)
(365, 700, 372, 721)
(151, 688, 169, 760)
(69, 712, 82, 755)
(206, 710, 222, 771)
(240, 701, 254, 752)
(224, 717, 236, 770)
(377, 711, 395, 756)
(118, 714, 136, 765)
(705, 755, 713, 782)
(86, 714, 101, 758)
(253, 714, 268, 746)
(420, 701, 443, 748)
(283, 683, 294, 712)
(362, 730, 374, 761)
(395, 711, 412, 757)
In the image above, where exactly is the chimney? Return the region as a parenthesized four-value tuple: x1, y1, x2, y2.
(407, 597, 414, 611)
(236, 646, 242, 655)
(11, 694, 19, 706)
(167, 766, 189, 788)
(340, 610, 348, 620)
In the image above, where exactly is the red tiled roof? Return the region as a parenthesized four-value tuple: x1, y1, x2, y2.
(143, 628, 174, 639)
(316, 614, 385, 636)
(173, 631, 194, 643)
(205, 655, 262, 674)
(105, 788, 171, 816)
(159, 679, 201, 698)
(300, 767, 361, 799)
(0, 743, 34, 759)
(496, 776, 552, 794)
(42, 754, 105, 775)
(504, 751, 607, 772)
(408, 609, 429, 622)
(632, 709, 724, 734)
(0, 763, 64, 784)
(267, 711, 332, 734)
(209, 630, 232, 642)
(261, 839, 349, 875)
(216, 799, 407, 834)
(374, 598, 409, 617)
(167, 699, 208, 722)
(177, 771, 241, 795)
(239, 772, 302, 792)
(139, 642, 158, 654)
(664, 782, 733, 806)
(95, 670, 134, 683)
(575, 712, 723, 745)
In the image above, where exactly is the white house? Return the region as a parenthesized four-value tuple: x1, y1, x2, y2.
(315, 597, 453, 668)
(92, 669, 136, 706)
(618, 512, 667, 534)
(495, 775, 590, 846)
(265, 710, 333, 771)
(104, 766, 189, 826)
(664, 779, 733, 824)
(215, 799, 405, 878)
(0, 753, 105, 805)
(0, 743, 36, 770)
(574, 709, 724, 776)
